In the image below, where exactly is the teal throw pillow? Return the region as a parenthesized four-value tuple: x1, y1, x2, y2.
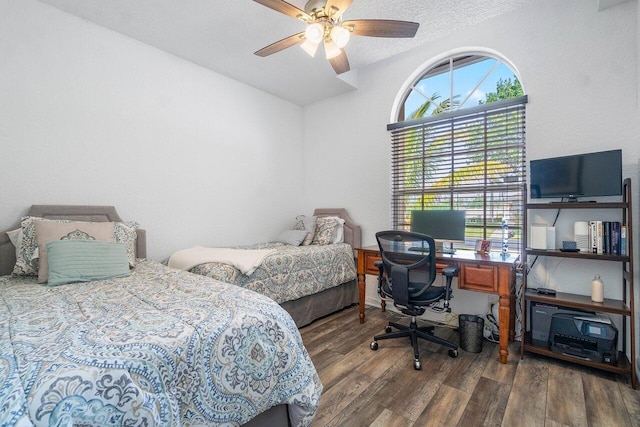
(46, 240, 130, 286)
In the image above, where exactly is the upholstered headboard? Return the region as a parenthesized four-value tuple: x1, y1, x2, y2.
(0, 205, 146, 276)
(313, 208, 361, 251)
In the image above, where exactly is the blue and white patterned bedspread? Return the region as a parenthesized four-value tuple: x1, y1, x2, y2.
(190, 243, 357, 304)
(0, 260, 322, 426)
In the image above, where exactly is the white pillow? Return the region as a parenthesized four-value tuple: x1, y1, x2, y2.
(7, 228, 21, 247)
(331, 218, 346, 244)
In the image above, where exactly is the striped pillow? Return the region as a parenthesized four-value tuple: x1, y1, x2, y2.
(46, 240, 130, 286)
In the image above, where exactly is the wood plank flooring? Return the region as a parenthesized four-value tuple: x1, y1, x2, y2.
(300, 306, 640, 427)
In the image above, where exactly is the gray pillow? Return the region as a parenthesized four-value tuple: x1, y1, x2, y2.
(293, 215, 317, 246)
(276, 230, 310, 246)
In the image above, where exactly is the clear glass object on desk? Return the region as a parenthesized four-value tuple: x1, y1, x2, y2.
(501, 217, 509, 256)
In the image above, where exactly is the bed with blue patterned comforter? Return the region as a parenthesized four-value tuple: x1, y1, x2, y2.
(189, 242, 357, 305)
(0, 260, 322, 426)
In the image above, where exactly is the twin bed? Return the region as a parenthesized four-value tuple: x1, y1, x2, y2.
(175, 208, 361, 327)
(0, 205, 360, 426)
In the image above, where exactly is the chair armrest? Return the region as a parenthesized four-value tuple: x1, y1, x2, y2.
(441, 265, 457, 312)
(374, 260, 384, 295)
(374, 260, 384, 280)
(442, 265, 459, 277)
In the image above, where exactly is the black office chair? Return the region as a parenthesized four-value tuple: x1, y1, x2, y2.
(370, 230, 459, 370)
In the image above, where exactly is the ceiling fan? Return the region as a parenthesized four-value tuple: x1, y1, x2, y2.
(253, 0, 420, 74)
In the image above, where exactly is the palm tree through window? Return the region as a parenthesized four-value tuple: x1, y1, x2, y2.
(389, 53, 527, 253)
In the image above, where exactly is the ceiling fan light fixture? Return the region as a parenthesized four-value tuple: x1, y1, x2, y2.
(324, 40, 341, 59)
(252, 0, 420, 76)
(300, 39, 320, 57)
(330, 25, 350, 48)
(304, 22, 325, 44)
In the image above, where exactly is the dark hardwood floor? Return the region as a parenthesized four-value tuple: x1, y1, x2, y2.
(300, 306, 640, 427)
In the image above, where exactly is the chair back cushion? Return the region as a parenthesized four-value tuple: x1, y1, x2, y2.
(376, 230, 438, 309)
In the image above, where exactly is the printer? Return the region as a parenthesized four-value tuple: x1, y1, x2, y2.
(549, 313, 618, 365)
(529, 301, 593, 347)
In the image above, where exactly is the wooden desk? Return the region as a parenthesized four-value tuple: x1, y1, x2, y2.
(356, 246, 519, 364)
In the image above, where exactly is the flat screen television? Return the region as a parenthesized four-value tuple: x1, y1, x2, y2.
(410, 210, 466, 254)
(529, 149, 622, 201)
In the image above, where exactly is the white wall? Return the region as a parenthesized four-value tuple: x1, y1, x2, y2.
(0, 0, 304, 261)
(301, 0, 640, 323)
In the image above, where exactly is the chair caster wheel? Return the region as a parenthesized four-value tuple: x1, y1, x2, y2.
(414, 359, 422, 370)
(370, 341, 378, 351)
(448, 349, 458, 358)
(385, 326, 392, 333)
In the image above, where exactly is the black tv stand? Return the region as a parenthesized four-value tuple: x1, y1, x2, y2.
(550, 199, 597, 204)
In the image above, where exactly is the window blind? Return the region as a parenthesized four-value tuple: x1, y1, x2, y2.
(387, 96, 528, 253)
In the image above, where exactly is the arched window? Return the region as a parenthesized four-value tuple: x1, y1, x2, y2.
(388, 51, 527, 253)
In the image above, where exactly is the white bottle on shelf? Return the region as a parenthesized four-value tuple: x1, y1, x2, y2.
(591, 274, 604, 303)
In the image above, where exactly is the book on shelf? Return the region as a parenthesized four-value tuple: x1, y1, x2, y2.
(611, 222, 621, 255)
(621, 225, 627, 255)
(588, 220, 622, 255)
(597, 221, 603, 254)
(589, 221, 603, 254)
(603, 221, 611, 255)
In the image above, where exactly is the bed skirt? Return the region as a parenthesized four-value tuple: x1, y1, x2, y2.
(242, 403, 290, 427)
(281, 279, 358, 328)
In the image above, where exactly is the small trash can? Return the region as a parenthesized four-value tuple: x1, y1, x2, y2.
(459, 314, 484, 353)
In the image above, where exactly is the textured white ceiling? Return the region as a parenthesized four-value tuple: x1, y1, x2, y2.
(36, 0, 535, 105)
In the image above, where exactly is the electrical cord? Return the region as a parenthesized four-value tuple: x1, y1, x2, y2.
(483, 300, 500, 343)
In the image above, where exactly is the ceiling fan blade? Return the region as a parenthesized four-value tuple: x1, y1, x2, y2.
(325, 0, 354, 18)
(343, 19, 420, 38)
(253, 0, 311, 21)
(254, 32, 305, 57)
(329, 49, 350, 74)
